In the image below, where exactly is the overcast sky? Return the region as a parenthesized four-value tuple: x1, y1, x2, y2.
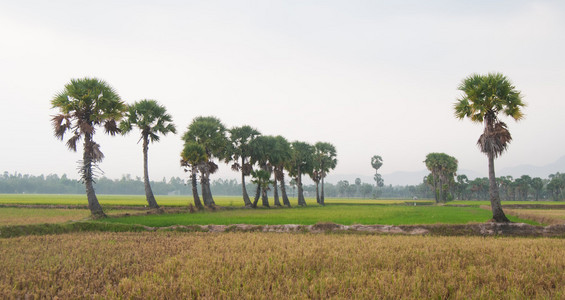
(1, 0, 564, 185)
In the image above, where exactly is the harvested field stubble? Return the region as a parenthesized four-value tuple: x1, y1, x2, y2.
(2, 232, 565, 299)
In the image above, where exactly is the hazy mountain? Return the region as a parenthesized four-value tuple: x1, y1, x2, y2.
(498, 155, 565, 179)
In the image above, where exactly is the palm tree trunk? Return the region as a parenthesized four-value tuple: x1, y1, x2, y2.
(280, 172, 291, 207)
(297, 167, 306, 206)
(252, 184, 261, 208)
(488, 152, 510, 222)
(320, 176, 326, 205)
(83, 134, 105, 218)
(241, 158, 252, 207)
(261, 186, 270, 207)
(191, 167, 203, 209)
(273, 177, 281, 206)
(200, 164, 215, 207)
(142, 135, 159, 209)
(315, 180, 320, 204)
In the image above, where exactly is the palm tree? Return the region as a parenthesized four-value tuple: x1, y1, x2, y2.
(371, 155, 384, 197)
(314, 142, 337, 205)
(51, 77, 126, 218)
(271, 136, 292, 207)
(250, 169, 273, 208)
(180, 142, 207, 209)
(424, 153, 458, 203)
(249, 135, 276, 208)
(454, 72, 525, 222)
(120, 100, 176, 209)
(286, 141, 314, 206)
(227, 126, 261, 207)
(182, 116, 228, 207)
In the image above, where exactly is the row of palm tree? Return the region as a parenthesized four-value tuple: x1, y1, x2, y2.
(52, 72, 525, 224)
(51, 77, 337, 217)
(180, 117, 338, 209)
(52, 78, 176, 217)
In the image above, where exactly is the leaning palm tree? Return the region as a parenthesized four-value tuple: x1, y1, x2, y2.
(51, 77, 126, 218)
(120, 99, 176, 209)
(454, 72, 525, 222)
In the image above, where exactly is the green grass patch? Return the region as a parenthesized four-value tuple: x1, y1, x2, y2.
(101, 204, 537, 227)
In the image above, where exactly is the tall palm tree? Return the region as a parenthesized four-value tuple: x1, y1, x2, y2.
(182, 116, 228, 207)
(314, 142, 337, 205)
(51, 77, 126, 218)
(371, 155, 384, 197)
(286, 141, 314, 206)
(227, 125, 261, 207)
(454, 72, 525, 222)
(120, 100, 176, 209)
(180, 142, 207, 209)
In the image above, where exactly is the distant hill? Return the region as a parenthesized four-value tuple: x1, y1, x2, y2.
(326, 156, 565, 186)
(498, 155, 565, 179)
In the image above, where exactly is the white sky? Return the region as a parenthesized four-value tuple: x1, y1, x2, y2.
(1, 0, 564, 185)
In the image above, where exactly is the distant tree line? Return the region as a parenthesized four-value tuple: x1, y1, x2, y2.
(0, 171, 435, 199)
(6, 171, 564, 201)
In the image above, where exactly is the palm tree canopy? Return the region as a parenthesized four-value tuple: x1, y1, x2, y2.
(249, 135, 277, 166)
(286, 141, 314, 177)
(180, 142, 208, 166)
(120, 99, 176, 143)
(51, 77, 126, 155)
(271, 136, 292, 167)
(454, 73, 525, 158)
(314, 142, 337, 176)
(454, 72, 525, 123)
(182, 116, 228, 159)
(424, 153, 458, 178)
(227, 125, 261, 166)
(371, 155, 383, 171)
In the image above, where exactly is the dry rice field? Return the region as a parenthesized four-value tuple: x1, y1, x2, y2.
(2, 231, 565, 299)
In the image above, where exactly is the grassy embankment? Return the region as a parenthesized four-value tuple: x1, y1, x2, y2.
(2, 232, 565, 299)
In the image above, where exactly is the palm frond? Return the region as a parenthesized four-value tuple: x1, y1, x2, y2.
(477, 121, 512, 158)
(104, 120, 120, 136)
(66, 134, 81, 152)
(52, 114, 71, 140)
(91, 142, 105, 162)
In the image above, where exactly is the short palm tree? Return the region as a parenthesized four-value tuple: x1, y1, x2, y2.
(181, 142, 207, 209)
(454, 72, 525, 222)
(314, 142, 337, 205)
(286, 141, 314, 206)
(182, 116, 228, 207)
(120, 99, 176, 209)
(51, 77, 126, 218)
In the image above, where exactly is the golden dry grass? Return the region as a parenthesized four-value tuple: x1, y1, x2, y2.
(0, 207, 143, 226)
(1, 232, 565, 299)
(505, 209, 565, 225)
